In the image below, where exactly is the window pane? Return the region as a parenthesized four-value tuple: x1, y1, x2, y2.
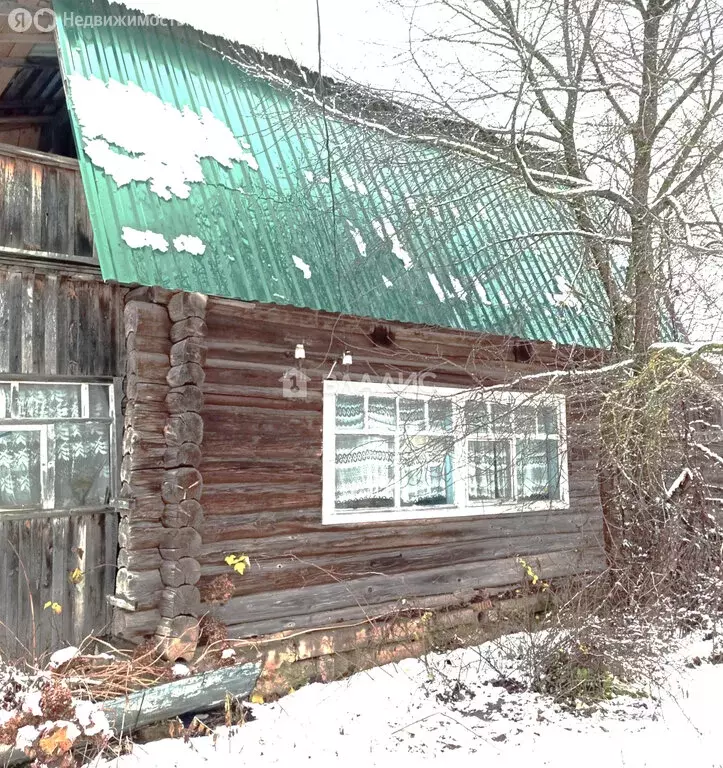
(400, 435, 454, 507)
(368, 397, 396, 431)
(400, 399, 426, 432)
(0, 430, 41, 508)
(516, 406, 537, 434)
(55, 423, 111, 508)
(429, 399, 453, 432)
(539, 405, 558, 434)
(517, 439, 560, 501)
(89, 385, 111, 418)
(464, 400, 489, 434)
(0, 384, 10, 419)
(468, 440, 511, 501)
(17, 384, 81, 418)
(335, 395, 364, 430)
(491, 403, 512, 434)
(335, 434, 394, 509)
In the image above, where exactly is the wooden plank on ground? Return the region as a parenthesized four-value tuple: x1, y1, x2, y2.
(101, 661, 263, 733)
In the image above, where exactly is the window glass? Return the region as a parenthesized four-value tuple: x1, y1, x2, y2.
(335, 395, 364, 430)
(399, 399, 426, 432)
(0, 429, 42, 508)
(89, 385, 111, 418)
(335, 434, 394, 509)
(17, 384, 81, 419)
(400, 436, 454, 507)
(464, 400, 489, 434)
(468, 440, 511, 501)
(0, 385, 10, 419)
(517, 439, 560, 501)
(490, 403, 513, 434)
(429, 400, 453, 432)
(368, 397, 396, 431)
(55, 423, 111, 508)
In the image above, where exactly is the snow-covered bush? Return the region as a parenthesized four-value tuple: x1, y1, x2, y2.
(0, 649, 112, 768)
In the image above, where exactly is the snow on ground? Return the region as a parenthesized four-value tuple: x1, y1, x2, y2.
(94, 632, 723, 768)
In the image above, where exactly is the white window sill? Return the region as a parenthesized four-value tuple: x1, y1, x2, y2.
(322, 499, 570, 525)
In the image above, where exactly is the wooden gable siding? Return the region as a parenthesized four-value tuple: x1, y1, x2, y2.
(0, 144, 95, 264)
(115, 295, 605, 643)
(0, 268, 125, 376)
(0, 267, 126, 659)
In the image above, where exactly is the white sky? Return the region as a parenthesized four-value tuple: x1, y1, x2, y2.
(118, 0, 422, 94)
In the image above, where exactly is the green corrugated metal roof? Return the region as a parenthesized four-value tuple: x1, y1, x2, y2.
(55, 0, 612, 348)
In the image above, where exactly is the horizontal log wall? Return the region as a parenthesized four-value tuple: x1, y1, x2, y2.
(115, 298, 605, 642)
(0, 267, 126, 658)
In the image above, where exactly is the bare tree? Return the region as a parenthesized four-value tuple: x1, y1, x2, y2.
(386, 0, 723, 355)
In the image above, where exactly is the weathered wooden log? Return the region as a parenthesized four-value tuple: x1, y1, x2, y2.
(118, 518, 166, 549)
(162, 500, 204, 530)
(164, 413, 203, 446)
(166, 385, 204, 414)
(125, 286, 174, 305)
(167, 362, 205, 388)
(101, 662, 262, 732)
(115, 567, 163, 605)
(118, 546, 164, 571)
(124, 300, 171, 338)
(159, 585, 201, 618)
(126, 351, 170, 383)
(154, 616, 200, 662)
(170, 317, 207, 343)
(160, 557, 202, 587)
(160, 527, 203, 560)
(170, 337, 207, 367)
(161, 468, 203, 504)
(168, 292, 208, 322)
(163, 442, 203, 469)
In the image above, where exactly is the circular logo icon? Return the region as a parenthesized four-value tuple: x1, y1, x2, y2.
(8, 7, 33, 32)
(33, 8, 56, 32)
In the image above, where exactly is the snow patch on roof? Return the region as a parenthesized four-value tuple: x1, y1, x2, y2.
(303, 170, 315, 182)
(550, 275, 582, 312)
(122, 227, 169, 252)
(382, 275, 393, 288)
(380, 186, 393, 203)
(498, 289, 510, 306)
(428, 273, 446, 302)
(450, 276, 467, 301)
(173, 235, 207, 256)
(381, 218, 413, 269)
(347, 221, 367, 257)
(340, 169, 368, 195)
(292, 255, 312, 279)
(67, 74, 258, 200)
(472, 278, 493, 306)
(372, 220, 385, 240)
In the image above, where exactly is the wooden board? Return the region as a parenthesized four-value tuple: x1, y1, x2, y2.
(101, 661, 262, 733)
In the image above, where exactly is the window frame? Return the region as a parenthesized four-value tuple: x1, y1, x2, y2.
(0, 376, 121, 515)
(322, 379, 569, 525)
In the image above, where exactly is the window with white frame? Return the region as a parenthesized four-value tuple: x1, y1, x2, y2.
(0, 380, 118, 512)
(322, 380, 568, 523)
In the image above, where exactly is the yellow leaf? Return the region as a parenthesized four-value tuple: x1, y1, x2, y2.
(38, 726, 74, 756)
(250, 693, 264, 705)
(224, 554, 251, 575)
(69, 568, 84, 585)
(44, 601, 62, 615)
